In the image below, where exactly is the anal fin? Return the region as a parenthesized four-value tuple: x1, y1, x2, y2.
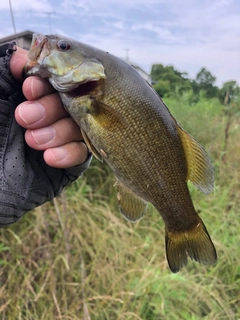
(115, 180, 147, 222)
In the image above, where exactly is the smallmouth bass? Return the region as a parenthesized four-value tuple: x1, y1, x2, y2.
(25, 34, 217, 272)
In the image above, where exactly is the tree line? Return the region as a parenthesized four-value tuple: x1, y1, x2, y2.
(150, 64, 239, 105)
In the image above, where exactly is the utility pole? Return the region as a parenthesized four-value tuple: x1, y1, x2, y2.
(9, 0, 18, 44)
(44, 11, 55, 34)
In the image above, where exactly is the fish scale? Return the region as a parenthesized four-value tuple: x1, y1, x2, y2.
(25, 33, 217, 273)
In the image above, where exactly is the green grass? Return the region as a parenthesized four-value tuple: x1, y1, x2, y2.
(0, 95, 239, 319)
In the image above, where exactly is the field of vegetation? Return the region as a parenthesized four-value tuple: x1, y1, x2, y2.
(0, 93, 239, 319)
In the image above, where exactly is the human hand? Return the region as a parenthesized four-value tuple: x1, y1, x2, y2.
(10, 47, 88, 168)
(0, 44, 91, 225)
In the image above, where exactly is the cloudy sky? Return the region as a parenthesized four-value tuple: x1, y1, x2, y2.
(0, 0, 239, 86)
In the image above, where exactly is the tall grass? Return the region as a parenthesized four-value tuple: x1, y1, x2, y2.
(0, 95, 239, 319)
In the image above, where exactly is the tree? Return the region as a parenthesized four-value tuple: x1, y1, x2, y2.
(153, 79, 171, 97)
(150, 64, 192, 97)
(194, 67, 219, 99)
(219, 80, 240, 104)
(196, 67, 216, 86)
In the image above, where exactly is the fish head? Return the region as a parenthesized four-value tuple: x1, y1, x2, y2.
(25, 33, 106, 92)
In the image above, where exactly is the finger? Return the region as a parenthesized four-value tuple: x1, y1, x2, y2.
(43, 142, 89, 168)
(24, 117, 82, 150)
(10, 47, 28, 82)
(15, 93, 69, 129)
(22, 76, 56, 100)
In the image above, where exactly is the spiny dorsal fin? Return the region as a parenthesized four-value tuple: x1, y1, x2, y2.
(115, 180, 147, 222)
(177, 125, 214, 195)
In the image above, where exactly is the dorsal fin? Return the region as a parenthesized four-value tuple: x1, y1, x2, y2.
(177, 125, 214, 195)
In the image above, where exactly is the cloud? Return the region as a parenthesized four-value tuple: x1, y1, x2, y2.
(0, 0, 239, 85)
(0, 0, 53, 11)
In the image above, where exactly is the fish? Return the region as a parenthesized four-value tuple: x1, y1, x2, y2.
(25, 33, 217, 273)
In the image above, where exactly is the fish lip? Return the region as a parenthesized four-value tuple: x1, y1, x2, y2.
(32, 37, 48, 61)
(22, 61, 37, 79)
(23, 35, 49, 78)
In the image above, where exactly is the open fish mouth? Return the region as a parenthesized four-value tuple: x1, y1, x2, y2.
(23, 35, 50, 77)
(28, 35, 48, 62)
(66, 79, 103, 97)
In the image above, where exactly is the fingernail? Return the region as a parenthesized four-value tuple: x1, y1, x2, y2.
(49, 148, 67, 161)
(30, 77, 49, 99)
(19, 102, 45, 125)
(31, 127, 56, 145)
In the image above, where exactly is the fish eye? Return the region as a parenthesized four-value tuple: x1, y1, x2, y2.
(57, 40, 71, 51)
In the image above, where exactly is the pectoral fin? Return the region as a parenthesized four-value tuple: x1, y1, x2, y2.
(89, 101, 126, 131)
(177, 125, 214, 194)
(116, 180, 147, 222)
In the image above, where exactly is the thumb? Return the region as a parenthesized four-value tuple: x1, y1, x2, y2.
(9, 47, 28, 82)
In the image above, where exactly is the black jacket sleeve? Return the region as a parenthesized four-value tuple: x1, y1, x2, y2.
(0, 43, 92, 226)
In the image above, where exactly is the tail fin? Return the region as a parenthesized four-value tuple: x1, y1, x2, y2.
(165, 218, 217, 273)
